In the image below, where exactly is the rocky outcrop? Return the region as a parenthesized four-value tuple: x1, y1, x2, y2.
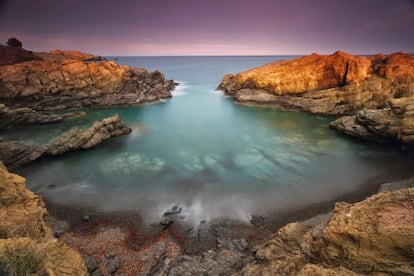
(0, 103, 64, 129)
(218, 52, 414, 115)
(0, 161, 87, 274)
(0, 115, 131, 169)
(35, 49, 104, 62)
(0, 103, 88, 130)
(0, 58, 175, 110)
(0, 45, 42, 66)
(331, 97, 414, 146)
(240, 187, 414, 275)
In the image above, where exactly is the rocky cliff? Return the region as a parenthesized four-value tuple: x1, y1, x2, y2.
(240, 186, 414, 275)
(0, 161, 87, 275)
(0, 114, 131, 169)
(0, 57, 175, 110)
(218, 52, 414, 115)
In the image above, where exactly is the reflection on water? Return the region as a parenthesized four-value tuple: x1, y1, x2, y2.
(3, 56, 414, 225)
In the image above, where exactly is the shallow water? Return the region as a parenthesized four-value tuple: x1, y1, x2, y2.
(4, 56, 414, 225)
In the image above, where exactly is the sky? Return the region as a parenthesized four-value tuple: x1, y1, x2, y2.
(0, 0, 413, 56)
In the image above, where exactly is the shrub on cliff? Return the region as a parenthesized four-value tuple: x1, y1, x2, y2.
(6, 37, 22, 48)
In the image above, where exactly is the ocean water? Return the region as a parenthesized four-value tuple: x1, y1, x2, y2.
(4, 56, 414, 225)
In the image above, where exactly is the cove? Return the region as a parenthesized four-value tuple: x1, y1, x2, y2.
(5, 56, 414, 226)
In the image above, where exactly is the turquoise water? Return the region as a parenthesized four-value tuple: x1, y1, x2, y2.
(4, 56, 414, 225)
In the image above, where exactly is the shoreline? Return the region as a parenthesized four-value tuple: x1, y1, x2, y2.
(44, 166, 414, 253)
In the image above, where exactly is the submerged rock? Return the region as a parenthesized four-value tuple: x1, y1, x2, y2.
(0, 114, 131, 169)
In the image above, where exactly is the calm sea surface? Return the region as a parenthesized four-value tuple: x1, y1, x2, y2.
(4, 56, 413, 224)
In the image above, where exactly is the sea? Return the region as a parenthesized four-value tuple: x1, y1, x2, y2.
(4, 56, 414, 225)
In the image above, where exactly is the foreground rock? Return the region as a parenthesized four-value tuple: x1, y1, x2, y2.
(0, 114, 131, 169)
(0, 57, 175, 110)
(0, 161, 87, 275)
(331, 97, 414, 146)
(218, 51, 414, 115)
(240, 187, 414, 275)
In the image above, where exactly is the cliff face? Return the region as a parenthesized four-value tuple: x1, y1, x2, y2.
(240, 187, 414, 275)
(0, 58, 175, 110)
(0, 161, 87, 275)
(218, 52, 414, 115)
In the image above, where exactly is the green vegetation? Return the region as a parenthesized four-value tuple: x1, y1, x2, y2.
(0, 245, 45, 276)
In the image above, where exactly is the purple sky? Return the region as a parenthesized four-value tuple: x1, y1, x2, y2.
(0, 0, 413, 55)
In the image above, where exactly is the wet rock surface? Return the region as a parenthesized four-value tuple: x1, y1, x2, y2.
(0, 114, 131, 169)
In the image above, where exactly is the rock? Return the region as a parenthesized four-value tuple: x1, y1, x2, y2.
(0, 114, 131, 169)
(218, 52, 414, 115)
(0, 44, 42, 66)
(107, 257, 121, 274)
(331, 97, 414, 146)
(169, 239, 253, 275)
(0, 161, 87, 275)
(0, 103, 63, 129)
(239, 187, 414, 275)
(163, 206, 182, 216)
(35, 49, 104, 62)
(84, 255, 100, 273)
(0, 57, 175, 110)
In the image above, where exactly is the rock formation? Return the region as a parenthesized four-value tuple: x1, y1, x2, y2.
(331, 98, 414, 145)
(35, 49, 104, 62)
(0, 103, 64, 129)
(0, 57, 175, 110)
(218, 51, 414, 115)
(240, 187, 414, 275)
(0, 161, 87, 274)
(0, 44, 42, 66)
(0, 114, 131, 169)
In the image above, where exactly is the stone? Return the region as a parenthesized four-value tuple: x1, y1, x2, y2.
(0, 57, 175, 110)
(84, 255, 100, 273)
(239, 187, 414, 275)
(331, 97, 414, 146)
(218, 52, 414, 115)
(0, 162, 87, 275)
(0, 103, 63, 129)
(107, 257, 121, 274)
(0, 114, 131, 169)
